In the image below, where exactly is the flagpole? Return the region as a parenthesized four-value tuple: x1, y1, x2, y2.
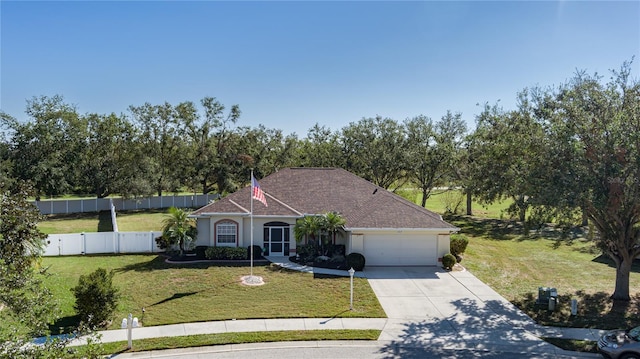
(250, 171, 254, 278)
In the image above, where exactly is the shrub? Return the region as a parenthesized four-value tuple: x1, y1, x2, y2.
(205, 247, 225, 260)
(442, 253, 456, 270)
(205, 247, 248, 260)
(296, 244, 316, 263)
(227, 247, 247, 260)
(247, 245, 263, 260)
(195, 245, 208, 259)
(72, 268, 119, 329)
(346, 252, 366, 271)
(450, 234, 469, 262)
(155, 235, 172, 251)
(332, 244, 346, 256)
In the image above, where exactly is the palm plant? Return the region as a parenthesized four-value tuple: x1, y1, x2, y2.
(293, 215, 323, 245)
(323, 212, 346, 245)
(162, 206, 197, 256)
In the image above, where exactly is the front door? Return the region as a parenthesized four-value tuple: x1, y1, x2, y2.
(264, 223, 290, 256)
(269, 227, 284, 255)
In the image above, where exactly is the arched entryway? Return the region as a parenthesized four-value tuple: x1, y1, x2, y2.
(263, 221, 290, 256)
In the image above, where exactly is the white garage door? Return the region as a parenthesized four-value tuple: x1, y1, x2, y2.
(363, 233, 438, 266)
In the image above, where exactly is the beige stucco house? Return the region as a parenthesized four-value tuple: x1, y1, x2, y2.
(191, 167, 458, 266)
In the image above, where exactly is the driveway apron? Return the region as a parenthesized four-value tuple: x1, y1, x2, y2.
(364, 266, 562, 355)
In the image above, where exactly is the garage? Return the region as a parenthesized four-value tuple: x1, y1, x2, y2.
(362, 232, 438, 266)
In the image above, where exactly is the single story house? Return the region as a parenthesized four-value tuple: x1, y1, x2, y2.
(190, 167, 458, 266)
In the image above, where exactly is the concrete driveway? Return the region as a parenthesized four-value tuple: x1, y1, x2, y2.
(364, 266, 568, 356)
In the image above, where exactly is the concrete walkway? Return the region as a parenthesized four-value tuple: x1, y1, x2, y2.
(70, 257, 604, 358)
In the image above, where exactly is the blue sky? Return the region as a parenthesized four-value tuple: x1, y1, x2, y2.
(1, 1, 638, 136)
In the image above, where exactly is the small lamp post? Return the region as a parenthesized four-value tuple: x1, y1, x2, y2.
(348, 267, 355, 310)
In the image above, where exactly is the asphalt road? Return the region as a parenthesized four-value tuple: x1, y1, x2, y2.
(111, 341, 601, 359)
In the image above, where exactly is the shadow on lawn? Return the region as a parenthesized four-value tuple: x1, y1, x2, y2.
(447, 215, 588, 243)
(114, 255, 171, 272)
(97, 210, 113, 232)
(150, 292, 200, 306)
(592, 254, 640, 273)
(446, 215, 518, 240)
(49, 314, 81, 335)
(512, 291, 640, 329)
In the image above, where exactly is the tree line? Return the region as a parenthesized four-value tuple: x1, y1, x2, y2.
(0, 96, 467, 203)
(1, 60, 638, 301)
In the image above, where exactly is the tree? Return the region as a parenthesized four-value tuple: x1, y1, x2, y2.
(182, 97, 243, 194)
(405, 112, 466, 207)
(234, 125, 299, 185)
(468, 98, 544, 221)
(0, 183, 102, 358)
(340, 116, 408, 190)
(0, 128, 15, 189)
(78, 113, 152, 198)
(72, 268, 119, 328)
(129, 102, 186, 196)
(298, 124, 343, 168)
(162, 207, 197, 256)
(2, 95, 83, 199)
(530, 61, 640, 300)
(0, 185, 47, 275)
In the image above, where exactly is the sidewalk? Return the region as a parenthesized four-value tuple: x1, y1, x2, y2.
(71, 317, 605, 346)
(70, 318, 387, 346)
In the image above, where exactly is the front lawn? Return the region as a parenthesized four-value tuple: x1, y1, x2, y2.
(452, 216, 640, 329)
(42, 255, 385, 333)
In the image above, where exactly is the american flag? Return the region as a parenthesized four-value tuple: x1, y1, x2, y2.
(252, 175, 268, 207)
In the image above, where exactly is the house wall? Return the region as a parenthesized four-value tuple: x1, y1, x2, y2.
(349, 233, 364, 254)
(195, 219, 210, 246)
(195, 215, 245, 247)
(437, 234, 451, 261)
(197, 216, 298, 255)
(241, 217, 297, 254)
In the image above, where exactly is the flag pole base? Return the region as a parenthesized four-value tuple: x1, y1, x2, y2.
(241, 275, 265, 286)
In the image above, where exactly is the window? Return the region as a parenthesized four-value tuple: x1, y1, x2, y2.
(216, 221, 237, 245)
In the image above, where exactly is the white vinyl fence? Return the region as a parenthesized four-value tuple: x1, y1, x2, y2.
(33, 194, 219, 215)
(44, 231, 163, 256)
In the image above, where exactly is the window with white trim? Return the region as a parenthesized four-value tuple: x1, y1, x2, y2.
(216, 222, 237, 245)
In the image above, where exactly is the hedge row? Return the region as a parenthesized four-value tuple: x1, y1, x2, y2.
(204, 246, 262, 260)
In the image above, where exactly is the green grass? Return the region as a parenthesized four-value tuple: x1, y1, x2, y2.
(38, 212, 109, 235)
(38, 209, 167, 234)
(93, 329, 380, 355)
(452, 216, 640, 329)
(542, 338, 598, 353)
(41, 255, 385, 333)
(396, 187, 513, 218)
(114, 209, 167, 231)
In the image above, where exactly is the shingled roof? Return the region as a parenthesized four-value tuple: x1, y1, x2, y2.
(192, 167, 456, 230)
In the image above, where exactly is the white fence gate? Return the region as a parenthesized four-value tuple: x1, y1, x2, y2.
(44, 231, 163, 256)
